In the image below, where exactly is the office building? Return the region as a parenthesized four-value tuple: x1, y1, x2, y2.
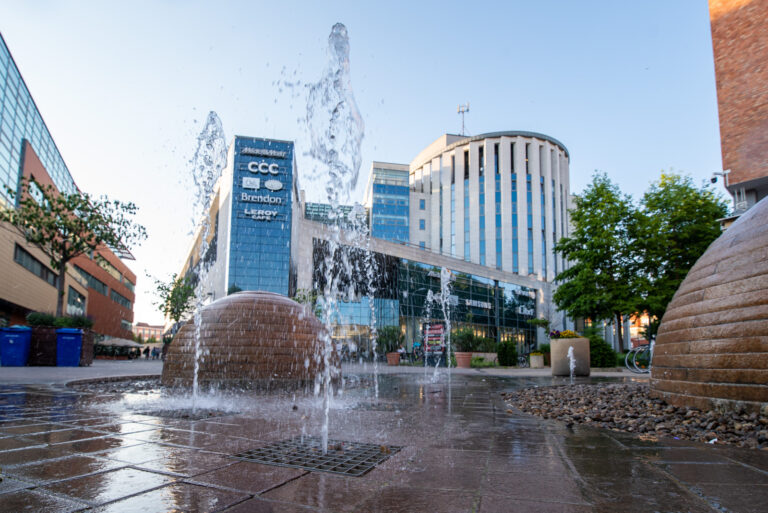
(0, 33, 136, 337)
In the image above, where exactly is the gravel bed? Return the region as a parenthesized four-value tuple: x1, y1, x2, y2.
(503, 382, 768, 449)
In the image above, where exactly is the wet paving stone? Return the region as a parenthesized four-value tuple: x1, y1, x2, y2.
(4, 454, 126, 483)
(221, 497, 326, 512)
(94, 442, 174, 465)
(0, 373, 766, 512)
(261, 471, 386, 512)
(659, 461, 768, 485)
(477, 496, 593, 513)
(133, 449, 236, 478)
(0, 475, 34, 494)
(89, 482, 250, 512)
(0, 489, 87, 512)
(39, 467, 175, 505)
(690, 483, 768, 513)
(0, 444, 73, 466)
(190, 461, 307, 493)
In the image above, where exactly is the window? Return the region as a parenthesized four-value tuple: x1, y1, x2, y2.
(419, 219, 425, 230)
(419, 241, 426, 249)
(75, 265, 108, 295)
(120, 319, 132, 332)
(419, 198, 425, 210)
(67, 286, 85, 316)
(13, 244, 56, 286)
(110, 289, 132, 309)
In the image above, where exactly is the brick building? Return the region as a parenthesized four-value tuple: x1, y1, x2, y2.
(0, 32, 136, 338)
(710, 0, 768, 213)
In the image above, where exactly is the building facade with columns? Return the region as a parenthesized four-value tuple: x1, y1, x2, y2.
(178, 130, 572, 354)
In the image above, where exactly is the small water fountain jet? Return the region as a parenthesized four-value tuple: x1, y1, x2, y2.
(304, 22, 365, 452)
(567, 346, 575, 383)
(188, 112, 227, 410)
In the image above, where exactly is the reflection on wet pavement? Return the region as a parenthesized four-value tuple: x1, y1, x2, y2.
(0, 375, 766, 512)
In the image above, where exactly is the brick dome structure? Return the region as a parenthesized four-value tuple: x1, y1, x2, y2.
(161, 291, 333, 389)
(651, 197, 768, 413)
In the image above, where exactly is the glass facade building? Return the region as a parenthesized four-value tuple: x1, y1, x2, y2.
(312, 240, 538, 356)
(367, 163, 410, 242)
(227, 137, 296, 295)
(0, 34, 77, 206)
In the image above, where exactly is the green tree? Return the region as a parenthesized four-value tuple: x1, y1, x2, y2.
(153, 273, 196, 324)
(376, 325, 404, 353)
(1, 177, 146, 316)
(634, 172, 728, 330)
(553, 173, 638, 351)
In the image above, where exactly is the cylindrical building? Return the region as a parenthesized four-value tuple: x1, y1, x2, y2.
(407, 132, 571, 283)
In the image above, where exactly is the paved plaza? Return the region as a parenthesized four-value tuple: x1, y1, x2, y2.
(0, 363, 766, 512)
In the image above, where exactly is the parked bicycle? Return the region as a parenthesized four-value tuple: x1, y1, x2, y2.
(625, 342, 653, 374)
(517, 354, 530, 368)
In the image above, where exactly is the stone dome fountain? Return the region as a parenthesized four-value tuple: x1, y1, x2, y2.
(651, 197, 768, 413)
(161, 291, 332, 390)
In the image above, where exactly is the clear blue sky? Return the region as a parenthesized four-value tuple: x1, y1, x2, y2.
(0, 0, 722, 323)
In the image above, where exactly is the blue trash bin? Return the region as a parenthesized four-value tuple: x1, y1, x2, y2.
(56, 328, 83, 367)
(0, 326, 32, 366)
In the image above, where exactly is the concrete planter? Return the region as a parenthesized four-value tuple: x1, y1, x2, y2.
(530, 353, 545, 368)
(455, 352, 473, 368)
(386, 352, 400, 366)
(551, 337, 590, 377)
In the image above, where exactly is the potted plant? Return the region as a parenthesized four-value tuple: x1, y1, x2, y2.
(377, 326, 404, 366)
(529, 351, 545, 368)
(452, 327, 476, 368)
(550, 329, 591, 377)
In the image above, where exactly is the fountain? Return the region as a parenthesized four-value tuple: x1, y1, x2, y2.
(161, 291, 332, 389)
(567, 346, 575, 382)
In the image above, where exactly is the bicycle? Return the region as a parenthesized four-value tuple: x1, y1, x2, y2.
(625, 343, 653, 374)
(517, 354, 530, 368)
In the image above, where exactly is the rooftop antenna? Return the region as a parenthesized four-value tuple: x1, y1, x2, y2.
(457, 103, 470, 136)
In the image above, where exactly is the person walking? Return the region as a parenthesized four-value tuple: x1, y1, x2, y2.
(142, 346, 150, 359)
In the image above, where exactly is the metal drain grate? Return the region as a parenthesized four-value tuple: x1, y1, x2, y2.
(136, 409, 235, 421)
(233, 436, 402, 476)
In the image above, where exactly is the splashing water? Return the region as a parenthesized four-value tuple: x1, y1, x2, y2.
(305, 23, 365, 452)
(189, 112, 227, 410)
(567, 346, 575, 383)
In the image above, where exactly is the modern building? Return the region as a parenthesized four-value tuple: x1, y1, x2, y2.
(133, 322, 164, 341)
(0, 32, 136, 337)
(710, 0, 768, 216)
(179, 130, 572, 356)
(182, 136, 300, 301)
(364, 162, 410, 242)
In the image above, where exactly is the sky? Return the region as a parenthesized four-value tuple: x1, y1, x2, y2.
(0, 0, 722, 325)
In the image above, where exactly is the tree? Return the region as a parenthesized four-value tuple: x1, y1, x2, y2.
(634, 172, 728, 330)
(152, 273, 196, 325)
(1, 177, 146, 316)
(553, 173, 638, 351)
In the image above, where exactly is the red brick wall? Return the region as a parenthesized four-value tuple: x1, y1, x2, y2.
(710, 0, 768, 186)
(20, 140, 136, 338)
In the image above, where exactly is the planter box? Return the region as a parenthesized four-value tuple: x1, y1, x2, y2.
(29, 327, 57, 366)
(386, 352, 400, 366)
(455, 352, 473, 368)
(79, 329, 94, 366)
(530, 354, 545, 368)
(551, 338, 590, 377)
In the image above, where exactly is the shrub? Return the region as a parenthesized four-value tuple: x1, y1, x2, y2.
(452, 327, 477, 352)
(471, 356, 497, 368)
(477, 336, 496, 353)
(538, 343, 551, 354)
(583, 326, 617, 367)
(497, 341, 517, 366)
(26, 312, 56, 327)
(377, 326, 403, 353)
